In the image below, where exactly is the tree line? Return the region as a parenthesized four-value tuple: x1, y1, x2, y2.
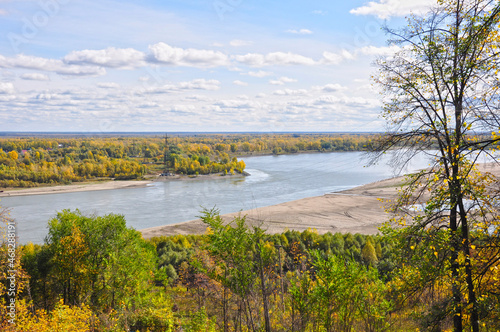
(0, 133, 375, 188)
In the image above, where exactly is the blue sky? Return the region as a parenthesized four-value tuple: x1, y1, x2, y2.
(0, 0, 434, 132)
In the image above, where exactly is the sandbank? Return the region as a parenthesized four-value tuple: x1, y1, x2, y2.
(140, 175, 406, 238)
(0, 180, 153, 197)
(0, 173, 245, 197)
(140, 162, 500, 238)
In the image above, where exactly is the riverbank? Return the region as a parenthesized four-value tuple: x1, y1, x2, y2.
(0, 172, 247, 197)
(0, 180, 153, 197)
(140, 162, 500, 238)
(140, 175, 406, 238)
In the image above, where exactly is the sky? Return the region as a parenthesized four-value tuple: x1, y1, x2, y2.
(0, 0, 436, 133)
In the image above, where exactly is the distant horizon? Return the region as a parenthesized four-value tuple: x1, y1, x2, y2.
(0, 131, 383, 138)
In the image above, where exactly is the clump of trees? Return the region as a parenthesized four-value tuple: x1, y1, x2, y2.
(0, 143, 147, 188)
(0, 209, 194, 331)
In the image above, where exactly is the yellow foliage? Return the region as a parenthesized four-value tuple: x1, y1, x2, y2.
(14, 299, 95, 332)
(7, 150, 18, 160)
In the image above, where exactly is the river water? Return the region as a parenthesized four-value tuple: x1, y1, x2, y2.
(2, 151, 432, 244)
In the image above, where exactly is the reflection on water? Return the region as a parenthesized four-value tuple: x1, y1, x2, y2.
(2, 151, 432, 244)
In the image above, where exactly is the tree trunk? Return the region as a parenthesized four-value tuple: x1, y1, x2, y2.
(223, 282, 228, 332)
(258, 248, 271, 332)
(458, 198, 479, 332)
(450, 199, 463, 332)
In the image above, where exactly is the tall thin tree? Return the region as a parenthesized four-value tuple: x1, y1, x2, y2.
(374, 0, 500, 330)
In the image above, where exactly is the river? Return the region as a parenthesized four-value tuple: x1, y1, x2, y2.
(2, 151, 432, 244)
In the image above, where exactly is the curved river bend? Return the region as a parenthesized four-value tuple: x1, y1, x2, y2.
(2, 152, 431, 244)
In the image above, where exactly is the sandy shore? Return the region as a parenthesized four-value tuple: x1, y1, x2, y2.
(2, 162, 497, 237)
(140, 175, 406, 238)
(0, 173, 245, 197)
(0, 180, 153, 197)
(140, 162, 500, 239)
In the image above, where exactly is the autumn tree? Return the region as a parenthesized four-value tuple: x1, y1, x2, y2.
(374, 0, 500, 330)
(308, 251, 391, 332)
(0, 209, 29, 330)
(44, 210, 156, 311)
(7, 151, 17, 160)
(198, 209, 278, 332)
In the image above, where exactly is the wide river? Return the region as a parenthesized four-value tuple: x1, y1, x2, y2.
(3, 151, 433, 244)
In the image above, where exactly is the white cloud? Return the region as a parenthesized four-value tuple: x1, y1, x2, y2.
(184, 94, 212, 102)
(142, 78, 221, 94)
(169, 105, 197, 114)
(286, 29, 313, 35)
(97, 82, 120, 89)
(55, 65, 107, 76)
(178, 79, 220, 90)
(214, 99, 257, 109)
(233, 80, 248, 86)
(314, 83, 345, 92)
(0, 54, 106, 76)
(0, 9, 7, 16)
(321, 49, 356, 64)
(313, 95, 339, 105)
(229, 40, 253, 47)
(246, 70, 273, 78)
(0, 95, 16, 102)
(233, 54, 265, 66)
(320, 45, 401, 64)
(273, 88, 308, 96)
(0, 80, 384, 131)
(64, 47, 146, 69)
(235, 52, 315, 66)
(269, 76, 297, 85)
(20, 73, 50, 81)
(137, 101, 159, 108)
(148, 42, 229, 67)
(35, 93, 67, 101)
(340, 96, 381, 108)
(350, 0, 434, 19)
(0, 82, 15, 94)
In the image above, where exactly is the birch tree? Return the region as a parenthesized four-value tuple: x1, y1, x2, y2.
(374, 0, 500, 330)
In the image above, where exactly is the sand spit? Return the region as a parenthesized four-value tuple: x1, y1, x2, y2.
(140, 162, 500, 239)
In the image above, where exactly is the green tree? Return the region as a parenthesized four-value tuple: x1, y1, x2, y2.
(361, 240, 378, 266)
(374, 0, 500, 330)
(304, 251, 392, 332)
(45, 210, 156, 310)
(198, 209, 277, 332)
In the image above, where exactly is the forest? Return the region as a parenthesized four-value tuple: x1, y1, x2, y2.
(3, 0, 500, 330)
(0, 208, 499, 331)
(0, 133, 375, 188)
